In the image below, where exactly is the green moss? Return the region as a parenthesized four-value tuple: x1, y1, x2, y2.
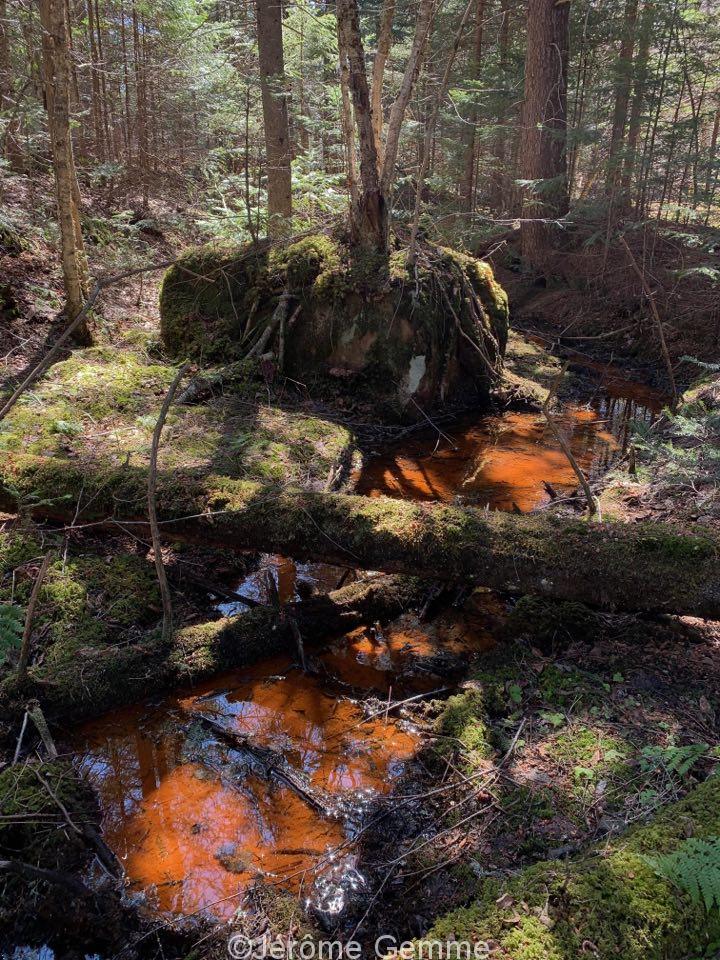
(159, 237, 509, 415)
(0, 347, 353, 488)
(0, 527, 163, 712)
(0, 761, 95, 872)
(426, 777, 720, 960)
(502, 332, 563, 404)
(505, 596, 601, 649)
(436, 687, 493, 760)
(270, 235, 341, 293)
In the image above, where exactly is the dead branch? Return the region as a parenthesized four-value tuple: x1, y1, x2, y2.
(17, 552, 53, 685)
(542, 363, 601, 518)
(191, 711, 336, 817)
(0, 858, 94, 897)
(149, 364, 188, 643)
(619, 234, 678, 409)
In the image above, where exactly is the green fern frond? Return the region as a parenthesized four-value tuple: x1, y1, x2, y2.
(642, 837, 720, 912)
(0, 603, 24, 666)
(640, 743, 708, 778)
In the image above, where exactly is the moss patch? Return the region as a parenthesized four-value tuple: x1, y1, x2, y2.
(0, 346, 353, 489)
(426, 777, 720, 960)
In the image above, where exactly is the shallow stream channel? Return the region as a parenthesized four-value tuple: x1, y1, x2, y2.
(71, 360, 665, 929)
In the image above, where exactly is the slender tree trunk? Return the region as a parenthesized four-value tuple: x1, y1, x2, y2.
(491, 0, 511, 211)
(517, 0, 570, 266)
(39, 0, 92, 344)
(338, 41, 359, 211)
(370, 0, 395, 168)
(131, 0, 149, 209)
(620, 0, 652, 210)
(85, 0, 104, 158)
(336, 0, 386, 251)
(459, 0, 485, 212)
(380, 0, 435, 196)
(256, 0, 292, 239)
(409, 0, 475, 259)
(0, 0, 9, 112)
(606, 0, 638, 192)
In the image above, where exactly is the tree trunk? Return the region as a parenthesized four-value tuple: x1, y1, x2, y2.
(256, 0, 292, 239)
(409, 0, 475, 259)
(4, 458, 720, 620)
(370, 0, 395, 168)
(338, 41, 359, 211)
(606, 0, 639, 193)
(336, 0, 387, 251)
(459, 0, 485, 212)
(39, 0, 92, 344)
(380, 0, 435, 196)
(517, 0, 570, 266)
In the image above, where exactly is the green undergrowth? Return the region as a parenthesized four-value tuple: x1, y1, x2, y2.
(423, 597, 718, 872)
(426, 777, 720, 960)
(0, 526, 164, 715)
(599, 372, 720, 525)
(0, 345, 353, 488)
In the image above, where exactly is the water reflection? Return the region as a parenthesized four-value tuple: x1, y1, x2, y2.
(76, 657, 420, 919)
(354, 384, 662, 510)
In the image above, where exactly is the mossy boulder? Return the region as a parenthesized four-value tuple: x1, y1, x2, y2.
(160, 236, 509, 418)
(426, 776, 720, 960)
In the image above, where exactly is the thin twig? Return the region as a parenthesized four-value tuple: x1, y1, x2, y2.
(542, 363, 600, 518)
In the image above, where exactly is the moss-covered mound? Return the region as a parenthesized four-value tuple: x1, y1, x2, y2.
(160, 236, 509, 417)
(426, 776, 720, 959)
(0, 345, 353, 487)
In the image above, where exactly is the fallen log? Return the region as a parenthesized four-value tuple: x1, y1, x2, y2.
(2, 454, 719, 618)
(1, 570, 424, 725)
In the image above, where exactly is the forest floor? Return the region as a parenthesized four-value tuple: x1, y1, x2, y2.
(2, 167, 720, 959)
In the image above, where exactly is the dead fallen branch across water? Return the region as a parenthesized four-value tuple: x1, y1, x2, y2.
(190, 711, 336, 817)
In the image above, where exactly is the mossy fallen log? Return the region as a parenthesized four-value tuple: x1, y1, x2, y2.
(426, 776, 720, 960)
(0, 569, 424, 724)
(2, 453, 719, 619)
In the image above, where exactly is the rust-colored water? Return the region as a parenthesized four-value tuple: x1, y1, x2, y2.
(354, 381, 661, 510)
(76, 655, 421, 919)
(76, 359, 662, 921)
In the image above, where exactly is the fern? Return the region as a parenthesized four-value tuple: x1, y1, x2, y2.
(640, 743, 708, 778)
(0, 603, 24, 666)
(642, 837, 720, 912)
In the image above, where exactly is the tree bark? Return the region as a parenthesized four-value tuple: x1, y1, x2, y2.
(4, 458, 720, 619)
(620, 2, 652, 211)
(338, 33, 359, 210)
(336, 0, 387, 251)
(370, 0, 395, 168)
(606, 0, 639, 193)
(39, 0, 92, 344)
(459, 0, 486, 212)
(380, 0, 435, 197)
(256, 0, 292, 239)
(517, 0, 570, 266)
(409, 0, 476, 260)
